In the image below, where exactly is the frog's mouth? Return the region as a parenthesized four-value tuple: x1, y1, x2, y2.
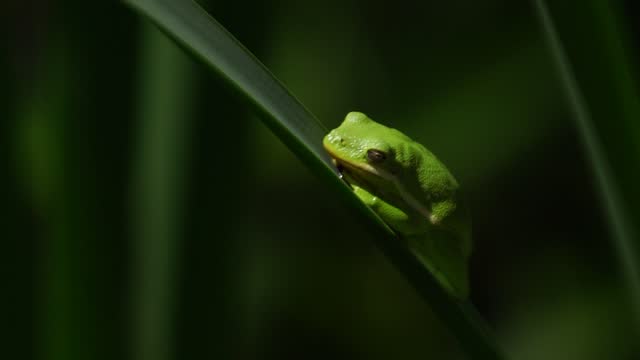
(335, 160, 369, 191)
(324, 146, 395, 185)
(328, 155, 393, 192)
(325, 149, 437, 224)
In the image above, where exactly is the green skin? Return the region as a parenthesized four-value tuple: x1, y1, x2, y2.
(323, 112, 472, 299)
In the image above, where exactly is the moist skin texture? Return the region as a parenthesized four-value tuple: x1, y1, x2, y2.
(323, 111, 471, 298)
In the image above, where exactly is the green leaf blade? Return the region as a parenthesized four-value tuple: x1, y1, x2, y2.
(123, 1, 506, 359)
(126, 0, 329, 163)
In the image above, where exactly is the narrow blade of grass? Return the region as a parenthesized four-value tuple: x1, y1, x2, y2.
(534, 0, 640, 328)
(123, 1, 505, 358)
(125, 0, 331, 167)
(130, 22, 193, 360)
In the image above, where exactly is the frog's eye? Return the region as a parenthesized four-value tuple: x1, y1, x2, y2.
(367, 149, 387, 163)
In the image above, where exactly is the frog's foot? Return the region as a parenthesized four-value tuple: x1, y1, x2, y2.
(333, 162, 354, 189)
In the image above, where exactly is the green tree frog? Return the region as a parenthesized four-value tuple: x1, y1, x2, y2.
(323, 112, 471, 299)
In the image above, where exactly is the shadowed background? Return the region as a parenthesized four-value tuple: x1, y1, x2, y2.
(2, 0, 640, 359)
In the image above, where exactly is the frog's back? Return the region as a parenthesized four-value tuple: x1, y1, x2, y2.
(410, 141, 459, 199)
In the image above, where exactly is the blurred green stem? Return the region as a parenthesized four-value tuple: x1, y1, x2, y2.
(534, 0, 640, 328)
(131, 22, 193, 360)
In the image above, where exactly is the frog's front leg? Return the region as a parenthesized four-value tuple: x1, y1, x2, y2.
(353, 185, 412, 233)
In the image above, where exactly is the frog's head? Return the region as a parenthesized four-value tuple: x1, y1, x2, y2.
(323, 111, 410, 184)
(323, 112, 461, 226)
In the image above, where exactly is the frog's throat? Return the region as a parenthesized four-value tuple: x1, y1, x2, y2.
(327, 154, 437, 224)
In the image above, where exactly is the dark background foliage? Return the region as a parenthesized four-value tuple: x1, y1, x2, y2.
(2, 0, 639, 359)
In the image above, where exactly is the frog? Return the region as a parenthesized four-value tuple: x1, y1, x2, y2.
(323, 111, 472, 299)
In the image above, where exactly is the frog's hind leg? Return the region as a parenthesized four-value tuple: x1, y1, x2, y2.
(406, 232, 469, 299)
